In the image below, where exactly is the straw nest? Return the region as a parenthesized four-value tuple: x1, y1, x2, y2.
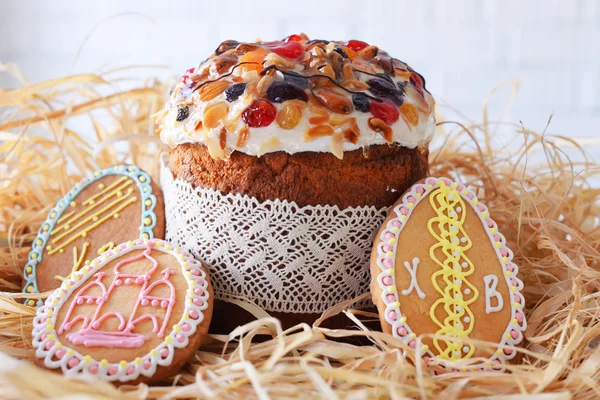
(0, 65, 599, 400)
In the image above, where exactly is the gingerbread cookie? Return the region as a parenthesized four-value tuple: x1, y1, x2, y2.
(23, 165, 165, 306)
(371, 177, 526, 370)
(31, 238, 213, 383)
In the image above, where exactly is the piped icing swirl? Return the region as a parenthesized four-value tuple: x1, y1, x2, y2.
(156, 34, 435, 159)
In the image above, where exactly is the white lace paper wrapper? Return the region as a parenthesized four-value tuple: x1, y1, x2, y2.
(160, 156, 389, 314)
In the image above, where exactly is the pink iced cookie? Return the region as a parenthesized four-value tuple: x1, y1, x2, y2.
(31, 238, 213, 384)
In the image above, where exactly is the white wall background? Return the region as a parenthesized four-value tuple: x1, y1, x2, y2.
(0, 0, 599, 142)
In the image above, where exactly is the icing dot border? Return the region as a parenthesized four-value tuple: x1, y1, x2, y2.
(31, 238, 210, 383)
(375, 177, 527, 371)
(23, 165, 159, 306)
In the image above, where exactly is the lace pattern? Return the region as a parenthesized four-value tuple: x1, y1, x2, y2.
(160, 156, 388, 313)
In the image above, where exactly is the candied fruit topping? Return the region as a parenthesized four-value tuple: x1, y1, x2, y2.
(352, 93, 371, 113)
(285, 34, 303, 42)
(409, 71, 426, 96)
(284, 72, 309, 89)
(276, 101, 303, 129)
(400, 103, 419, 126)
(242, 99, 277, 128)
(346, 40, 369, 52)
(367, 78, 403, 106)
(240, 48, 271, 73)
(370, 99, 399, 126)
(225, 83, 247, 102)
(176, 105, 189, 122)
(159, 34, 434, 157)
(267, 81, 308, 103)
(180, 67, 195, 84)
(271, 42, 304, 60)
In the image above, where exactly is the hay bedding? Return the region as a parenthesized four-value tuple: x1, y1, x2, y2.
(0, 65, 599, 400)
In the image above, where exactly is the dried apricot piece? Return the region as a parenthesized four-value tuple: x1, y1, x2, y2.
(400, 103, 419, 126)
(240, 48, 270, 73)
(404, 86, 430, 113)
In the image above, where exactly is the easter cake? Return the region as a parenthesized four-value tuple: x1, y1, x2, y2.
(156, 34, 435, 328)
(32, 238, 213, 384)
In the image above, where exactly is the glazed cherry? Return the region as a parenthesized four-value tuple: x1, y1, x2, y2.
(370, 99, 399, 126)
(346, 40, 369, 52)
(180, 67, 195, 84)
(272, 42, 304, 60)
(242, 99, 277, 127)
(285, 34, 303, 42)
(410, 71, 425, 96)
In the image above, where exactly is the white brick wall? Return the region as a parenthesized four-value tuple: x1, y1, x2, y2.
(0, 0, 598, 142)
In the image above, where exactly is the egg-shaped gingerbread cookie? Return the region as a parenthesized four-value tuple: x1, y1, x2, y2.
(371, 177, 526, 370)
(31, 238, 213, 383)
(23, 165, 165, 306)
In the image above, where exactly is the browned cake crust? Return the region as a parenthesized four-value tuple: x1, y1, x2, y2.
(168, 143, 429, 209)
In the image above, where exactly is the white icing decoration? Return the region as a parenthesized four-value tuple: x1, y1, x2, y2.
(401, 258, 425, 299)
(484, 274, 504, 314)
(31, 238, 210, 383)
(375, 177, 527, 371)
